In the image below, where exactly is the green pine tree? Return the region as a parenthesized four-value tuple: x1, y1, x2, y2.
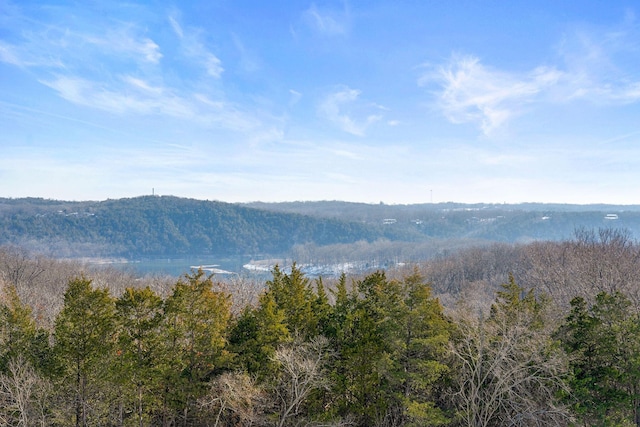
(397, 268, 452, 426)
(560, 291, 640, 426)
(0, 283, 41, 372)
(266, 263, 317, 338)
(53, 276, 116, 427)
(161, 269, 232, 426)
(114, 286, 165, 427)
(333, 271, 404, 426)
(229, 289, 290, 380)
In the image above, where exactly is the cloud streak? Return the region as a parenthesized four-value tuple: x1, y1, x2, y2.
(425, 19, 640, 135)
(423, 55, 562, 135)
(302, 3, 350, 36)
(318, 87, 383, 136)
(0, 3, 277, 137)
(168, 12, 224, 78)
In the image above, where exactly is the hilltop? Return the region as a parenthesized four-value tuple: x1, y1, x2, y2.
(2, 196, 640, 261)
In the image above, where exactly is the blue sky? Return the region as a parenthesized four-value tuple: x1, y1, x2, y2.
(2, 0, 640, 204)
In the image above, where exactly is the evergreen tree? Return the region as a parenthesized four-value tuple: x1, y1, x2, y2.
(161, 269, 232, 426)
(230, 290, 290, 380)
(0, 283, 40, 372)
(114, 286, 165, 427)
(560, 291, 640, 426)
(266, 264, 317, 338)
(397, 268, 451, 426)
(333, 271, 404, 426)
(53, 276, 116, 427)
(312, 277, 332, 338)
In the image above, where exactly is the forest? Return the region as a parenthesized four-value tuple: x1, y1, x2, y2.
(3, 227, 640, 426)
(4, 196, 640, 262)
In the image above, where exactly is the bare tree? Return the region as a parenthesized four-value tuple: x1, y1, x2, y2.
(199, 371, 268, 427)
(519, 228, 640, 310)
(0, 356, 51, 427)
(271, 336, 331, 427)
(449, 284, 572, 427)
(0, 246, 46, 289)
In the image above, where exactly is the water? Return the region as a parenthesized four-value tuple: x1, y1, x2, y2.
(95, 256, 381, 279)
(108, 255, 255, 277)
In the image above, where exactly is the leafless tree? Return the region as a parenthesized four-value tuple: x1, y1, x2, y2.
(225, 275, 266, 314)
(519, 228, 640, 310)
(0, 356, 51, 427)
(271, 336, 331, 427)
(449, 303, 571, 427)
(199, 371, 268, 427)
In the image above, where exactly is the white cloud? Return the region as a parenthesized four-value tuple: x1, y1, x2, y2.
(423, 55, 562, 135)
(289, 89, 302, 106)
(0, 42, 22, 66)
(554, 23, 640, 104)
(168, 13, 223, 78)
(203, 55, 224, 78)
(0, 38, 65, 68)
(302, 3, 349, 36)
(84, 30, 163, 64)
(318, 87, 383, 136)
(168, 15, 184, 39)
(424, 17, 640, 135)
(38, 75, 268, 133)
(40, 76, 191, 116)
(232, 33, 261, 74)
(123, 76, 164, 95)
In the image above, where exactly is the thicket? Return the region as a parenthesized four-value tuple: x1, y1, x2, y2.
(3, 228, 640, 426)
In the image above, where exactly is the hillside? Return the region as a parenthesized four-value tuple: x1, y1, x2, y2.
(2, 196, 640, 260)
(0, 196, 410, 258)
(245, 200, 640, 242)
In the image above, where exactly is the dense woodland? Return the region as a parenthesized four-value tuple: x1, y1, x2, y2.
(4, 196, 640, 261)
(0, 197, 412, 258)
(3, 228, 640, 426)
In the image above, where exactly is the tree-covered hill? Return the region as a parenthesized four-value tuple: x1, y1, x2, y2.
(3, 196, 640, 260)
(0, 196, 415, 258)
(245, 200, 640, 242)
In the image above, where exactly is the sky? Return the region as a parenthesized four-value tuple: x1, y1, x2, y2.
(2, 0, 640, 205)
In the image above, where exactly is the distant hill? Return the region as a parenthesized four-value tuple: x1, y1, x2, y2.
(0, 196, 409, 258)
(2, 196, 640, 260)
(243, 201, 640, 243)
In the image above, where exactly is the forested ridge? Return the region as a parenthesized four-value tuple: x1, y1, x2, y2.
(0, 196, 406, 258)
(4, 196, 640, 261)
(3, 228, 640, 426)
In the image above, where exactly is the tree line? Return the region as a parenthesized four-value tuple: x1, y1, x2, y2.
(0, 196, 407, 258)
(4, 256, 640, 426)
(6, 196, 640, 262)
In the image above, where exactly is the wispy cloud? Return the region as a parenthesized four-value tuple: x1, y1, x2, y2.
(301, 3, 350, 36)
(318, 87, 383, 136)
(555, 20, 640, 103)
(422, 55, 561, 135)
(289, 89, 303, 107)
(39, 76, 194, 117)
(0, 3, 279, 136)
(38, 74, 266, 133)
(0, 41, 24, 66)
(425, 17, 640, 135)
(0, 19, 161, 70)
(90, 30, 162, 64)
(168, 12, 223, 78)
